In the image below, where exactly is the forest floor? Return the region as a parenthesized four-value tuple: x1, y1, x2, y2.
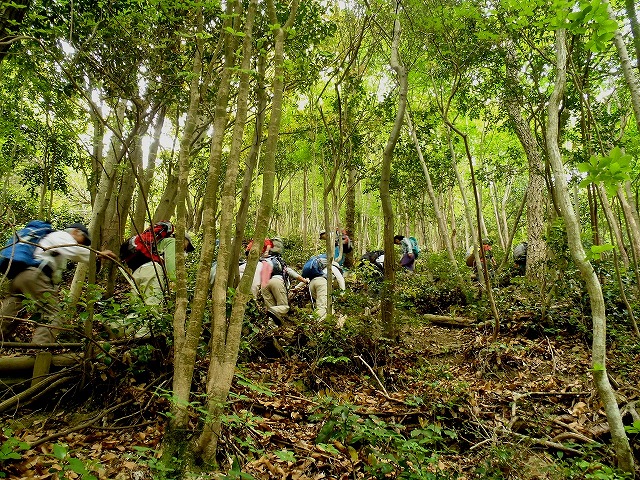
(1, 288, 640, 479)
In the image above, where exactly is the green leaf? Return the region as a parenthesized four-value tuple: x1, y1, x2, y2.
(68, 457, 90, 474)
(52, 443, 68, 460)
(592, 362, 605, 372)
(577, 162, 591, 173)
(274, 449, 296, 462)
(591, 244, 614, 254)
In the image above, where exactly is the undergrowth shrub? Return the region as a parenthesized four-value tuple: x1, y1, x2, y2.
(396, 269, 470, 315)
(311, 400, 457, 479)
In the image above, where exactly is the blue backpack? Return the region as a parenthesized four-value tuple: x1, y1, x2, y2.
(0, 220, 55, 279)
(302, 255, 327, 279)
(409, 236, 420, 258)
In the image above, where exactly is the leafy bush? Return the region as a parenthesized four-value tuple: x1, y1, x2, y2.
(311, 400, 456, 479)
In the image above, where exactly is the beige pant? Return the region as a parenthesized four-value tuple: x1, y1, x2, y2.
(309, 276, 328, 320)
(261, 277, 289, 321)
(132, 262, 167, 306)
(0, 268, 62, 344)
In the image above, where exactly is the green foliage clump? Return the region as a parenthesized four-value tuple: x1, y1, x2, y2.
(311, 400, 457, 479)
(396, 254, 471, 315)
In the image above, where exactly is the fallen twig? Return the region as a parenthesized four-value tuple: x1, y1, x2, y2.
(355, 354, 389, 398)
(29, 399, 135, 449)
(507, 429, 584, 455)
(0, 369, 75, 413)
(552, 432, 598, 444)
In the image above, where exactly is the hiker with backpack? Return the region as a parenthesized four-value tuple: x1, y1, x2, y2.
(302, 254, 345, 321)
(0, 221, 117, 344)
(360, 250, 385, 274)
(465, 238, 497, 281)
(319, 229, 352, 267)
(394, 235, 420, 272)
(257, 237, 308, 323)
(513, 241, 528, 276)
(119, 222, 195, 306)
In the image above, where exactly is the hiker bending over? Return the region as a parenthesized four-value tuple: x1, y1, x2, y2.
(360, 250, 385, 274)
(319, 229, 352, 267)
(513, 242, 528, 276)
(465, 238, 496, 281)
(303, 254, 345, 320)
(394, 235, 418, 272)
(257, 238, 307, 323)
(120, 222, 195, 306)
(0, 221, 116, 344)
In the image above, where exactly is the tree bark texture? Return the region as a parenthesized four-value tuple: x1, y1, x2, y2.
(168, 7, 205, 433)
(546, 28, 634, 474)
(381, 6, 407, 338)
(504, 41, 548, 284)
(198, 0, 298, 461)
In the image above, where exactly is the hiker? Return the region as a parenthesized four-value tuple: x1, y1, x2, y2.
(513, 241, 528, 276)
(319, 229, 352, 266)
(394, 235, 418, 272)
(133, 233, 194, 305)
(360, 250, 385, 274)
(244, 238, 273, 258)
(0, 221, 116, 343)
(120, 222, 195, 306)
(465, 238, 496, 281)
(302, 254, 345, 321)
(257, 237, 308, 323)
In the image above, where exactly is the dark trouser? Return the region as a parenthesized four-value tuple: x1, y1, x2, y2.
(0, 268, 61, 343)
(400, 253, 415, 272)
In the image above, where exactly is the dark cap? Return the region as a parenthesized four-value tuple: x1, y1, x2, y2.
(67, 222, 91, 246)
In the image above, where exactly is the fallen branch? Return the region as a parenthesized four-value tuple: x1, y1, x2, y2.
(552, 432, 598, 444)
(0, 341, 84, 349)
(0, 369, 76, 413)
(552, 418, 595, 443)
(423, 314, 474, 327)
(514, 391, 589, 397)
(508, 429, 584, 455)
(29, 398, 134, 449)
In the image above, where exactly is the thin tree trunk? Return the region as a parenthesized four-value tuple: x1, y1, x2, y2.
(406, 109, 457, 268)
(624, 0, 640, 72)
(608, 0, 640, 132)
(229, 53, 267, 287)
(546, 29, 634, 474)
(198, 0, 256, 457)
(197, 0, 297, 461)
(381, 5, 407, 338)
(597, 184, 630, 269)
(167, 6, 205, 440)
(133, 108, 166, 232)
(489, 181, 507, 250)
(617, 186, 640, 263)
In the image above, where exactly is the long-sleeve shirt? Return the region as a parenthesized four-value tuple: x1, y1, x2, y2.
(35, 231, 91, 282)
(400, 237, 413, 256)
(322, 264, 345, 290)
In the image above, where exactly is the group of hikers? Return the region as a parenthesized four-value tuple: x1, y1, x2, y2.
(0, 218, 528, 344)
(0, 220, 421, 343)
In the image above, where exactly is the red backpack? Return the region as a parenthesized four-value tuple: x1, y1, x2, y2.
(119, 221, 174, 271)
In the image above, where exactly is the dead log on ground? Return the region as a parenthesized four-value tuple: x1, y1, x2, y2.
(423, 314, 474, 327)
